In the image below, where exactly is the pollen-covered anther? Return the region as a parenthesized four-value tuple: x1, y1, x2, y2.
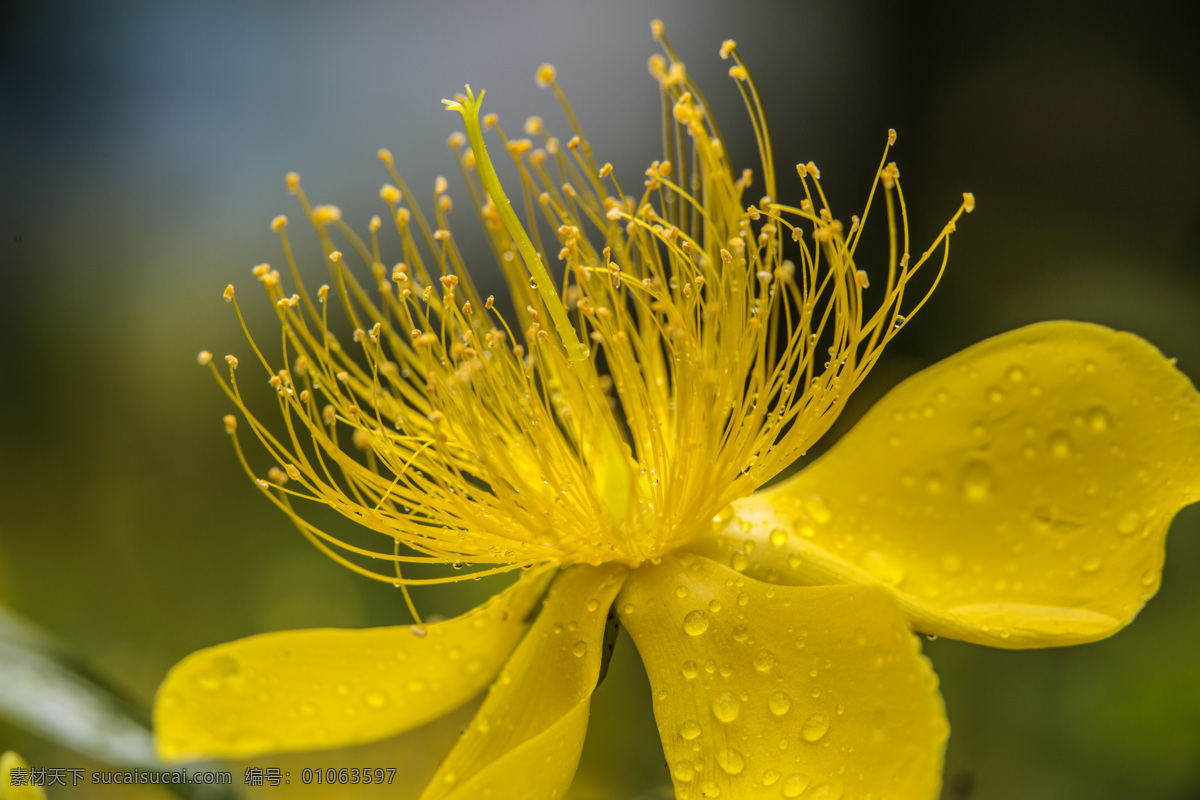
(434, 176, 448, 195)
(284, 172, 300, 193)
(197, 350, 213, 366)
(376, 148, 394, 167)
(368, 215, 382, 233)
(317, 285, 330, 302)
(562, 182, 578, 199)
(599, 162, 613, 178)
(756, 270, 774, 283)
(336, 371, 350, 383)
(225, 354, 239, 369)
(351, 429, 372, 451)
(415, 332, 439, 349)
(434, 229, 451, 242)
(720, 39, 737, 59)
(311, 205, 342, 226)
(284, 463, 302, 481)
(535, 63, 556, 87)
(223, 284, 235, 302)
(267, 466, 288, 486)
(347, 404, 360, 417)
(728, 65, 748, 80)
(396, 207, 411, 225)
(648, 53, 667, 81)
(440, 275, 459, 292)
(963, 192, 976, 212)
(524, 116, 544, 136)
(776, 260, 795, 282)
(321, 405, 336, 426)
(746, 205, 761, 220)
(567, 135, 581, 151)
(379, 184, 400, 205)
(222, 414, 237, 434)
(462, 301, 473, 315)
(353, 328, 366, 343)
(482, 113, 499, 131)
(805, 161, 821, 179)
(855, 269, 871, 288)
(269, 215, 287, 232)
(446, 132, 465, 149)
(268, 375, 282, 390)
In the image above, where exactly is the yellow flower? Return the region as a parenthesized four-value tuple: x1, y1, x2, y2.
(157, 25, 1200, 800)
(1, 752, 47, 800)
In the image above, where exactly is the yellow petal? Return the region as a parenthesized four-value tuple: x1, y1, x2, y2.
(421, 564, 627, 800)
(619, 554, 947, 800)
(1, 752, 47, 800)
(703, 322, 1200, 647)
(154, 571, 550, 760)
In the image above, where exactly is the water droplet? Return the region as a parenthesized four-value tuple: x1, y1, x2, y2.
(683, 610, 709, 636)
(987, 386, 1006, 404)
(1141, 569, 1157, 587)
(709, 599, 722, 612)
(753, 650, 776, 672)
(769, 528, 788, 547)
(700, 780, 721, 797)
(586, 598, 600, 612)
(672, 760, 696, 782)
(335, 683, 351, 696)
(781, 773, 812, 798)
(1048, 430, 1073, 459)
(364, 690, 388, 709)
(716, 748, 745, 775)
(769, 691, 792, 716)
(1081, 557, 1101, 574)
(1007, 366, 1027, 382)
(940, 554, 962, 574)
(800, 713, 830, 742)
(676, 586, 690, 599)
(732, 625, 749, 642)
(731, 551, 750, 571)
(441, 770, 457, 785)
(712, 691, 741, 723)
(737, 592, 750, 607)
(808, 780, 845, 799)
(1116, 510, 1142, 537)
(406, 678, 427, 693)
(621, 602, 635, 615)
(571, 641, 587, 657)
(761, 769, 781, 787)
(949, 603, 1119, 637)
(713, 504, 736, 525)
(961, 458, 993, 502)
(924, 472, 945, 495)
(1087, 406, 1110, 432)
(679, 719, 702, 740)
(805, 495, 832, 524)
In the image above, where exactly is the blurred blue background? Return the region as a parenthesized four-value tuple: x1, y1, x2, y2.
(2, 1, 1199, 798)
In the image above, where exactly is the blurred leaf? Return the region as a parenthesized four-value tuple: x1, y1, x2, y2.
(0, 608, 240, 800)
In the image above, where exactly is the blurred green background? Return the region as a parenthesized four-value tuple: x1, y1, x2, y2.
(2, 1, 1199, 798)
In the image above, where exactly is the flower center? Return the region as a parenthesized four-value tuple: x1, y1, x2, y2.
(206, 35, 973, 591)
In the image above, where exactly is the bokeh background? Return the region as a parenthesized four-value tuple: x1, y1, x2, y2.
(2, 1, 1199, 798)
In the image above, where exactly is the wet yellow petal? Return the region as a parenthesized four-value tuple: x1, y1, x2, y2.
(421, 564, 627, 800)
(705, 322, 1200, 647)
(619, 555, 947, 800)
(1, 752, 47, 800)
(155, 572, 550, 760)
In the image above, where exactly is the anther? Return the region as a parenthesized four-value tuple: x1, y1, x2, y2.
(482, 113, 499, 130)
(650, 19, 664, 39)
(720, 39, 737, 59)
(377, 149, 394, 166)
(963, 192, 976, 213)
(285, 172, 300, 193)
(312, 205, 342, 225)
(223, 414, 237, 434)
(600, 163, 613, 178)
(267, 466, 289, 485)
(524, 116, 544, 136)
(284, 464, 302, 481)
(447, 132, 466, 149)
(535, 63, 557, 87)
(197, 350, 213, 365)
(434, 176, 448, 195)
(270, 215, 288, 232)
(225, 354, 239, 369)
(224, 285, 235, 302)
(380, 184, 400, 204)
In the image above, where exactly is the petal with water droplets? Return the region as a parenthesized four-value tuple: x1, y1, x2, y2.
(154, 570, 550, 760)
(619, 554, 946, 800)
(420, 563, 626, 800)
(703, 322, 1200, 647)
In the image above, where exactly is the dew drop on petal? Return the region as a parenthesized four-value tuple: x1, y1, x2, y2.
(683, 610, 709, 636)
(1087, 406, 1111, 432)
(672, 760, 696, 782)
(805, 495, 832, 524)
(681, 660, 699, 679)
(700, 780, 721, 797)
(1116, 510, 1142, 537)
(712, 691, 741, 723)
(769, 528, 788, 547)
(961, 458, 993, 502)
(1048, 430, 1073, 459)
(716, 748, 745, 775)
(808, 780, 845, 800)
(679, 719, 702, 740)
(781, 773, 812, 798)
(761, 769, 781, 787)
(731, 551, 750, 571)
(571, 641, 587, 657)
(753, 650, 776, 672)
(769, 690, 792, 716)
(800, 713, 830, 742)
